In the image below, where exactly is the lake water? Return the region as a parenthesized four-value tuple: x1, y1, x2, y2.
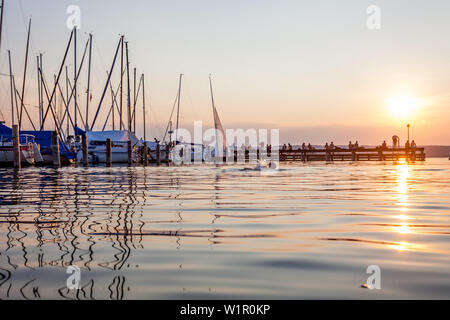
(0, 158, 449, 299)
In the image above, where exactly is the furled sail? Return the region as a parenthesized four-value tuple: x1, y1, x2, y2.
(209, 75, 226, 154)
(213, 105, 226, 151)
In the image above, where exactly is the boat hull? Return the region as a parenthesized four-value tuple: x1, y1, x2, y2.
(77, 147, 135, 163)
(0, 145, 35, 165)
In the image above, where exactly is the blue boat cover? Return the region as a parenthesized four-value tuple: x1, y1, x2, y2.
(0, 123, 76, 160)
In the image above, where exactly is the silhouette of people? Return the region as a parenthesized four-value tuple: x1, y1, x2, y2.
(330, 142, 335, 149)
(325, 142, 329, 150)
(405, 140, 410, 149)
(354, 141, 359, 149)
(282, 144, 287, 151)
(302, 143, 306, 150)
(308, 143, 313, 150)
(349, 141, 353, 149)
(382, 140, 387, 149)
(411, 140, 417, 148)
(392, 135, 399, 149)
(288, 143, 292, 151)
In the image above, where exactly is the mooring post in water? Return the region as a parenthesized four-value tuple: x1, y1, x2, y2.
(165, 143, 170, 163)
(82, 134, 88, 166)
(52, 131, 61, 167)
(156, 143, 161, 165)
(143, 141, 148, 166)
(127, 140, 132, 165)
(12, 125, 21, 168)
(106, 138, 112, 166)
(378, 149, 384, 161)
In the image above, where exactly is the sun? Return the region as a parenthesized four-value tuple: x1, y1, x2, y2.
(387, 94, 421, 119)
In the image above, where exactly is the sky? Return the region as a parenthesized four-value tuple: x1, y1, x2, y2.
(0, 0, 449, 145)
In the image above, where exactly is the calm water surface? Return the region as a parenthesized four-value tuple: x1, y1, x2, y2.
(0, 158, 449, 299)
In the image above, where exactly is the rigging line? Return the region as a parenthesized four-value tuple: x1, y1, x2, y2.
(39, 67, 71, 137)
(41, 29, 74, 130)
(161, 91, 180, 143)
(131, 75, 143, 121)
(14, 87, 36, 131)
(66, 78, 86, 129)
(56, 77, 84, 133)
(90, 37, 122, 130)
(46, 36, 89, 131)
(102, 78, 125, 130)
(40, 68, 75, 135)
(111, 80, 126, 130)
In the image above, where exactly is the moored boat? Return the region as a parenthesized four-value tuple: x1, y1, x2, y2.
(77, 130, 140, 163)
(0, 134, 35, 165)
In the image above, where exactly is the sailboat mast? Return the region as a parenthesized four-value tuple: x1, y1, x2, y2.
(73, 26, 77, 132)
(133, 67, 136, 133)
(142, 73, 146, 141)
(110, 80, 115, 130)
(120, 35, 124, 130)
(175, 73, 183, 142)
(65, 66, 69, 136)
(36, 56, 42, 128)
(8, 50, 15, 126)
(18, 18, 31, 130)
(39, 53, 43, 127)
(85, 33, 92, 131)
(0, 0, 5, 53)
(125, 41, 131, 132)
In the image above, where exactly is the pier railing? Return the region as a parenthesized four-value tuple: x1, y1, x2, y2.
(276, 147, 425, 162)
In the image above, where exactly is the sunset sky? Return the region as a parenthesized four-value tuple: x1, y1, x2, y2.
(0, 0, 449, 144)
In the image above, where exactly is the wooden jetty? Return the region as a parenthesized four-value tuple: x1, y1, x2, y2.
(277, 147, 425, 162)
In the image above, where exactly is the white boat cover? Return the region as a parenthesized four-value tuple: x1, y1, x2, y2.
(86, 130, 140, 146)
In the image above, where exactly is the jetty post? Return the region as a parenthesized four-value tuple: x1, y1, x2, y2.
(165, 143, 169, 163)
(156, 143, 161, 165)
(12, 125, 21, 168)
(143, 141, 148, 166)
(127, 140, 132, 165)
(82, 134, 89, 166)
(52, 131, 61, 167)
(106, 138, 112, 166)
